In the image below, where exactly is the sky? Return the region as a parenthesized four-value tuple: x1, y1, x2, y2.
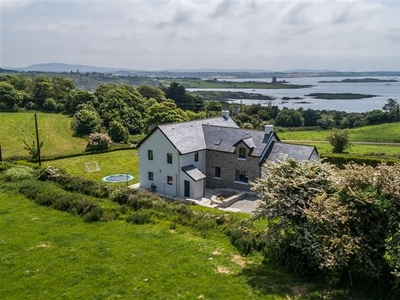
(1, 0, 400, 72)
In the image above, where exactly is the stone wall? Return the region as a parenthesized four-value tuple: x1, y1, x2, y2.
(205, 142, 261, 191)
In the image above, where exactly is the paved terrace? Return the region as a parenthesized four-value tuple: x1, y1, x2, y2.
(129, 184, 261, 214)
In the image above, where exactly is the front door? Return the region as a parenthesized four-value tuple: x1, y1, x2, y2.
(184, 180, 190, 198)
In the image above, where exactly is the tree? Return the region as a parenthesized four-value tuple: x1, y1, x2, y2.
(251, 158, 400, 287)
(327, 129, 351, 153)
(382, 98, 400, 121)
(23, 140, 43, 162)
(275, 109, 304, 127)
(301, 109, 321, 126)
(137, 85, 166, 102)
(0, 82, 23, 110)
(67, 90, 98, 114)
(32, 76, 53, 108)
(107, 121, 129, 143)
(72, 108, 102, 136)
(146, 100, 189, 130)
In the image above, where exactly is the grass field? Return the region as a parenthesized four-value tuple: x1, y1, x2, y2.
(1, 191, 333, 300)
(44, 149, 139, 185)
(278, 122, 400, 143)
(0, 112, 87, 158)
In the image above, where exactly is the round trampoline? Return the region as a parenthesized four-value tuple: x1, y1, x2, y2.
(102, 174, 134, 183)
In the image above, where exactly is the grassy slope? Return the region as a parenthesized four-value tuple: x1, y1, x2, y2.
(0, 112, 87, 158)
(278, 122, 400, 143)
(0, 191, 318, 300)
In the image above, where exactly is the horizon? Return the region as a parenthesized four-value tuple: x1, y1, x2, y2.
(2, 1, 400, 72)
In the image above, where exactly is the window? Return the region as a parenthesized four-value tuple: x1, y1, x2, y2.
(235, 170, 248, 183)
(167, 175, 173, 185)
(194, 151, 199, 162)
(215, 166, 221, 178)
(148, 149, 153, 160)
(238, 147, 246, 159)
(167, 153, 173, 164)
(148, 171, 154, 181)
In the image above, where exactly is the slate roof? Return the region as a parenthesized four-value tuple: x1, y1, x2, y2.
(157, 116, 238, 154)
(203, 125, 278, 157)
(181, 165, 206, 181)
(265, 141, 316, 162)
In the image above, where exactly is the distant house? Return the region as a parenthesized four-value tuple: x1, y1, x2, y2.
(138, 111, 318, 199)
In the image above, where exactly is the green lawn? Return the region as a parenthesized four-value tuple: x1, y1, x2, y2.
(0, 112, 87, 158)
(0, 191, 327, 300)
(44, 149, 139, 185)
(278, 122, 400, 143)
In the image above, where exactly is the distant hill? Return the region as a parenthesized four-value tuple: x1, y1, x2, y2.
(6, 63, 133, 73)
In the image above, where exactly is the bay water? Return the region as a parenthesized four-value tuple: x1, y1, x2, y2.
(189, 76, 400, 113)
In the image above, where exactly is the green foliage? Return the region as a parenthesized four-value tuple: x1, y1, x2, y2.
(0, 81, 23, 110)
(107, 120, 129, 143)
(37, 165, 110, 198)
(3, 165, 35, 181)
(85, 132, 111, 152)
(72, 108, 102, 136)
(327, 129, 351, 153)
(126, 210, 153, 224)
(252, 157, 400, 293)
(23, 139, 43, 162)
(275, 109, 304, 127)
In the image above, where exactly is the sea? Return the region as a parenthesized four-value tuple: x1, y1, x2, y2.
(188, 76, 400, 113)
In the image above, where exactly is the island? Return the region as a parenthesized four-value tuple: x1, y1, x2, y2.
(318, 78, 398, 83)
(190, 91, 275, 101)
(305, 93, 377, 100)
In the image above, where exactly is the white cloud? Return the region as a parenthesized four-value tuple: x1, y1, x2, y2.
(2, 0, 400, 71)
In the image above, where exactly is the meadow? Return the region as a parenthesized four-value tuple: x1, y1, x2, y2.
(0, 190, 335, 300)
(0, 112, 87, 158)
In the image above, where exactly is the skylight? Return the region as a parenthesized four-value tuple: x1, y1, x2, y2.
(215, 139, 222, 145)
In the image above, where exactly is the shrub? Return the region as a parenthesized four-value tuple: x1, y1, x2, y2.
(126, 210, 153, 224)
(0, 162, 14, 172)
(83, 207, 104, 222)
(85, 132, 111, 152)
(3, 166, 35, 181)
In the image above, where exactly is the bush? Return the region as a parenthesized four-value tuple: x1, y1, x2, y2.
(126, 210, 153, 224)
(86, 132, 111, 152)
(3, 166, 35, 181)
(83, 207, 104, 222)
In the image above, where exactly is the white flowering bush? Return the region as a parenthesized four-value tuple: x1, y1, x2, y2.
(85, 132, 111, 152)
(3, 166, 35, 181)
(251, 157, 400, 289)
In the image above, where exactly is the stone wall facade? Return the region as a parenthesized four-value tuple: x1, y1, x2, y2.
(205, 141, 261, 191)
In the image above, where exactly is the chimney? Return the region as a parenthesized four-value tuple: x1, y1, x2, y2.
(221, 110, 230, 120)
(265, 124, 274, 135)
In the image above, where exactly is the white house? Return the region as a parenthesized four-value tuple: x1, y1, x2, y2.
(138, 111, 318, 199)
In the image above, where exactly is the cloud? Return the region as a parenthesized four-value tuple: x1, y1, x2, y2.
(2, 0, 400, 71)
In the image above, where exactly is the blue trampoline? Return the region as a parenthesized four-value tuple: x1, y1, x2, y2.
(103, 174, 134, 183)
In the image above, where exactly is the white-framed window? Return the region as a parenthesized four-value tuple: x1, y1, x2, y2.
(167, 175, 173, 185)
(148, 149, 153, 160)
(238, 147, 246, 159)
(235, 170, 248, 183)
(148, 171, 154, 181)
(215, 166, 221, 178)
(167, 153, 173, 164)
(194, 151, 199, 162)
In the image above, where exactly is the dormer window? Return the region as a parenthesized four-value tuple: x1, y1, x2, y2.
(238, 147, 246, 159)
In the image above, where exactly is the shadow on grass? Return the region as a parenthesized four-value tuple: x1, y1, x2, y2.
(240, 259, 351, 300)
